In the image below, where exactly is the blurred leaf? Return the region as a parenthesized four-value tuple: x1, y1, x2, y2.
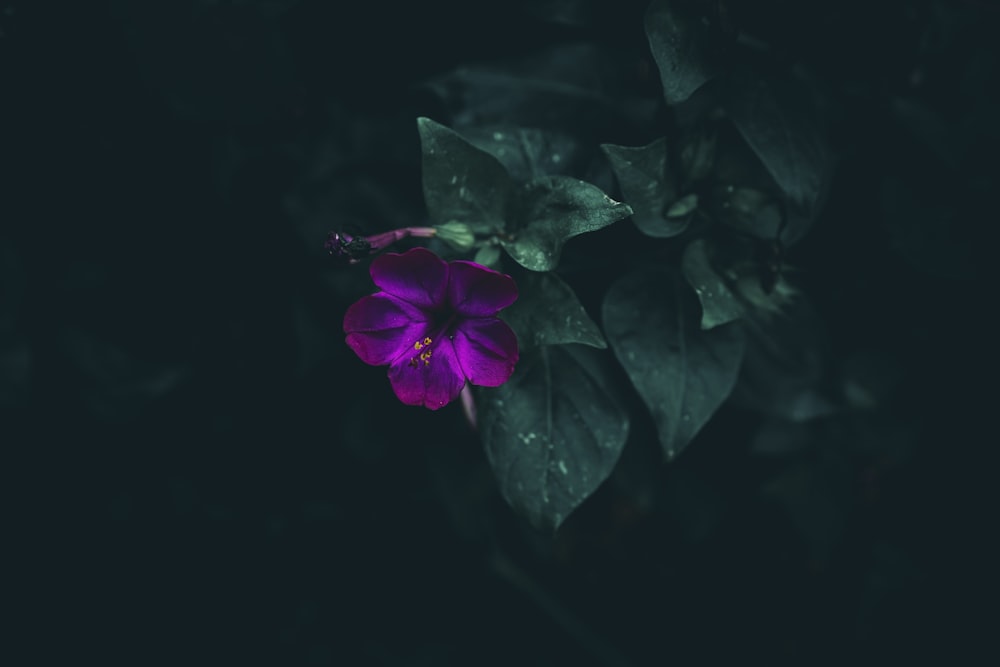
(502, 176, 632, 271)
(708, 185, 783, 240)
(602, 139, 688, 238)
(603, 269, 745, 459)
(473, 245, 502, 268)
(478, 344, 629, 532)
(751, 418, 814, 457)
(666, 193, 698, 219)
(418, 117, 513, 235)
(730, 299, 836, 422)
(679, 126, 718, 187)
(423, 43, 649, 133)
(502, 271, 606, 350)
(681, 238, 744, 329)
(645, 0, 723, 105)
(726, 66, 831, 242)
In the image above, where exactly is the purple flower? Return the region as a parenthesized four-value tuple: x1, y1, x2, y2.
(344, 247, 519, 410)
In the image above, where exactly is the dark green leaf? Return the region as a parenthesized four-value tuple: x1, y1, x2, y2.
(645, 0, 723, 105)
(502, 176, 632, 271)
(681, 238, 744, 329)
(603, 269, 745, 459)
(478, 344, 629, 531)
(725, 68, 831, 236)
(679, 128, 718, 187)
(423, 44, 650, 134)
(730, 299, 835, 422)
(708, 185, 783, 240)
(502, 271, 606, 350)
(418, 117, 513, 235)
(601, 139, 688, 238)
(464, 126, 584, 182)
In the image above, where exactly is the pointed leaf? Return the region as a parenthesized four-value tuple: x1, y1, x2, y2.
(645, 0, 723, 105)
(418, 117, 513, 234)
(502, 271, 606, 350)
(502, 176, 632, 271)
(725, 68, 831, 242)
(681, 238, 744, 329)
(603, 269, 745, 459)
(602, 139, 688, 238)
(478, 344, 629, 531)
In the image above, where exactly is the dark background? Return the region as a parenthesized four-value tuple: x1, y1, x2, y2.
(3, 1, 995, 665)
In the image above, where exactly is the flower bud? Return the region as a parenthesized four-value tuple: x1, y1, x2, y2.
(434, 222, 476, 252)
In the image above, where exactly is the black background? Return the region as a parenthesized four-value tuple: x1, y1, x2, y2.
(3, 1, 995, 665)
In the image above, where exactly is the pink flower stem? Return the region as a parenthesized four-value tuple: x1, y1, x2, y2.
(460, 383, 478, 431)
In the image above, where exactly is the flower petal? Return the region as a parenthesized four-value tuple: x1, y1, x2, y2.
(370, 247, 448, 309)
(387, 338, 466, 410)
(447, 261, 518, 316)
(344, 293, 431, 366)
(453, 317, 519, 387)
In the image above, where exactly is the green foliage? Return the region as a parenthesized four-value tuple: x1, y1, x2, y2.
(644, 0, 723, 105)
(477, 344, 629, 532)
(501, 271, 606, 350)
(725, 67, 831, 242)
(464, 126, 582, 181)
(414, 0, 846, 529)
(602, 139, 689, 238)
(419, 118, 631, 271)
(707, 185, 783, 240)
(681, 238, 744, 330)
(603, 268, 745, 459)
(502, 176, 632, 271)
(419, 117, 513, 235)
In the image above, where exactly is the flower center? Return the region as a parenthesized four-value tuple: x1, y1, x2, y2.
(408, 336, 435, 368)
